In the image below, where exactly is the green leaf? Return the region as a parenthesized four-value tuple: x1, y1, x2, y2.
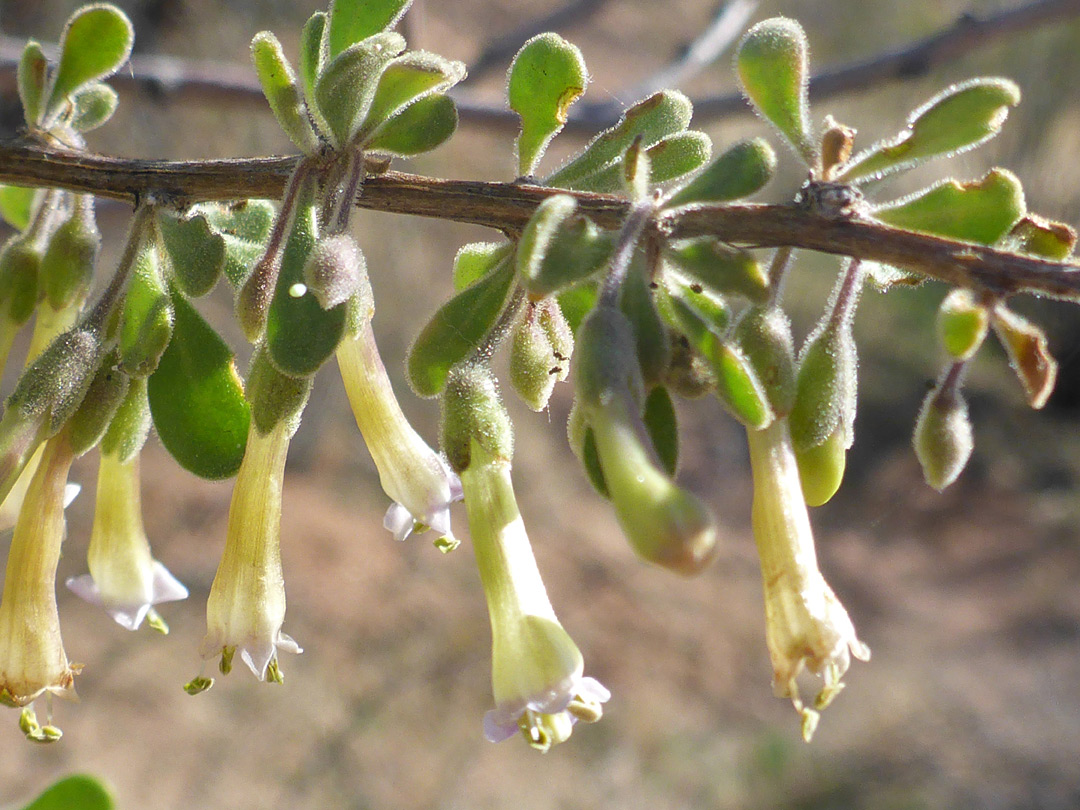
(69, 82, 119, 132)
(658, 279, 732, 343)
(665, 137, 776, 207)
(545, 90, 693, 189)
(20, 775, 114, 810)
(196, 200, 276, 244)
(516, 194, 614, 296)
(643, 385, 678, 476)
(407, 256, 516, 397)
(157, 210, 226, 297)
(251, 31, 320, 154)
(0, 185, 37, 231)
(1003, 215, 1076, 260)
(220, 235, 266, 288)
(266, 205, 347, 376)
(620, 260, 669, 389)
(315, 32, 406, 146)
(148, 290, 250, 479)
(299, 12, 328, 107)
(17, 40, 48, 127)
(873, 168, 1026, 245)
(119, 246, 173, 376)
(557, 282, 598, 334)
(364, 93, 458, 156)
(47, 4, 134, 118)
(662, 238, 768, 303)
(736, 17, 815, 165)
(993, 307, 1057, 409)
(360, 51, 466, 141)
(838, 78, 1021, 182)
(507, 33, 588, 177)
(327, 0, 412, 59)
(580, 131, 713, 194)
(453, 241, 514, 290)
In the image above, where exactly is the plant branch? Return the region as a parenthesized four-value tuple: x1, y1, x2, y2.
(0, 141, 1077, 300)
(2, 0, 1074, 132)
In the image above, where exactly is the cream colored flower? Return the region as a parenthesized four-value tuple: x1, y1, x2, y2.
(199, 419, 300, 681)
(746, 418, 869, 740)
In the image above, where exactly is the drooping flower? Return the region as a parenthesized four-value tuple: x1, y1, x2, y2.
(337, 321, 461, 548)
(0, 435, 79, 711)
(199, 418, 301, 682)
(462, 439, 609, 751)
(746, 418, 870, 741)
(66, 450, 188, 632)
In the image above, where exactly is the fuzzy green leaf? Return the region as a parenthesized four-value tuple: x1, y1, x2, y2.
(839, 78, 1021, 182)
(251, 31, 320, 154)
(299, 12, 327, 107)
(582, 131, 713, 194)
(148, 291, 250, 479)
(663, 238, 768, 304)
(0, 185, 37, 231)
(453, 241, 514, 291)
(545, 90, 693, 189)
(507, 33, 588, 177)
(69, 82, 119, 132)
(665, 137, 776, 207)
(327, 0, 412, 59)
(364, 93, 457, 156)
(643, 385, 678, 477)
(407, 256, 515, 397)
(157, 211, 226, 297)
(736, 17, 814, 164)
(1003, 215, 1076, 260)
(516, 194, 613, 296)
(315, 32, 406, 146)
(620, 260, 670, 389)
(360, 51, 466, 141)
(265, 205, 347, 376)
(47, 4, 134, 117)
(873, 168, 1026, 245)
(17, 41, 48, 127)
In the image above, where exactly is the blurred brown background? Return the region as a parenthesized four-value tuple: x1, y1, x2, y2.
(1, 0, 1080, 808)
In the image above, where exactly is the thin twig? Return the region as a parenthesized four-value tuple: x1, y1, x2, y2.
(0, 142, 1077, 300)
(2, 0, 1074, 132)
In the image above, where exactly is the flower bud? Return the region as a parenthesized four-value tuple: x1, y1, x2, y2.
(509, 302, 560, 412)
(913, 369, 974, 491)
(303, 234, 367, 310)
(40, 196, 100, 311)
(441, 363, 514, 474)
(0, 237, 42, 328)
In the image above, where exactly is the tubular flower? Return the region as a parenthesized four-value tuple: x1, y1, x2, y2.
(746, 418, 870, 741)
(66, 451, 188, 632)
(199, 419, 301, 682)
(0, 435, 79, 710)
(462, 441, 609, 752)
(337, 321, 461, 548)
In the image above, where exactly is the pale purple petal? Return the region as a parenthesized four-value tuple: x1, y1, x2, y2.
(483, 709, 521, 743)
(150, 561, 189, 604)
(383, 502, 414, 542)
(106, 603, 151, 631)
(577, 676, 611, 704)
(65, 574, 103, 606)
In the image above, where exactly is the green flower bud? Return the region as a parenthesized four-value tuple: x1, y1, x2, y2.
(303, 234, 367, 310)
(510, 303, 559, 412)
(937, 289, 989, 360)
(441, 364, 514, 473)
(0, 237, 42, 327)
(65, 356, 128, 457)
(40, 197, 100, 311)
(245, 344, 313, 436)
(913, 371, 973, 491)
(733, 305, 796, 417)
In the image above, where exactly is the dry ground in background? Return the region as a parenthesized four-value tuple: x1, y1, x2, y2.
(1, 1, 1080, 808)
